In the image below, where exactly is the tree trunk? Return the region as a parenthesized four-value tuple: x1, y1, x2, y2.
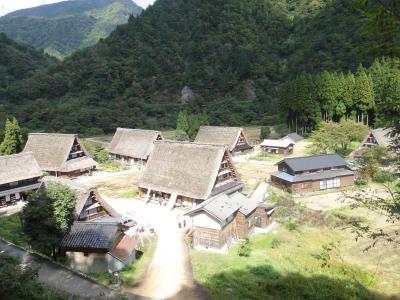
(366, 113, 369, 126)
(52, 245, 57, 261)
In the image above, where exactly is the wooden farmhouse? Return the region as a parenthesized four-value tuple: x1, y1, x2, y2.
(260, 138, 294, 155)
(0, 152, 42, 207)
(186, 192, 275, 249)
(108, 128, 163, 165)
(194, 126, 253, 155)
(138, 141, 245, 209)
(42, 177, 136, 273)
(360, 128, 392, 149)
(271, 154, 355, 194)
(59, 222, 136, 273)
(23, 133, 96, 177)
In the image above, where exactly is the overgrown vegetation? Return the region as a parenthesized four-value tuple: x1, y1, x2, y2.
(0, 253, 74, 300)
(0, 214, 28, 247)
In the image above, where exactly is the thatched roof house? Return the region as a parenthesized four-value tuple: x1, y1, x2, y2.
(361, 128, 392, 148)
(0, 152, 42, 186)
(194, 126, 253, 154)
(0, 152, 43, 204)
(23, 133, 96, 177)
(42, 177, 120, 221)
(138, 141, 244, 207)
(108, 128, 162, 164)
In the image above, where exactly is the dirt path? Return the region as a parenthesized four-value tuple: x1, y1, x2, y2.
(106, 198, 209, 300)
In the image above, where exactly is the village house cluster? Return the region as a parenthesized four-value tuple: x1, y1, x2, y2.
(0, 125, 393, 268)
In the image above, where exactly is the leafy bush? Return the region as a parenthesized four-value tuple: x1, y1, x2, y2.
(285, 219, 300, 231)
(372, 170, 396, 183)
(237, 238, 251, 257)
(94, 147, 109, 163)
(99, 160, 127, 172)
(271, 238, 283, 249)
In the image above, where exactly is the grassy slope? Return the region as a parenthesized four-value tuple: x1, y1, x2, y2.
(191, 226, 388, 300)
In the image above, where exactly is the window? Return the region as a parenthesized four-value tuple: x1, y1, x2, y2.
(320, 178, 341, 190)
(84, 252, 89, 257)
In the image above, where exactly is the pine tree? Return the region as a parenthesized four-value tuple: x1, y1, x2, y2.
(176, 111, 190, 133)
(354, 65, 374, 124)
(0, 117, 23, 155)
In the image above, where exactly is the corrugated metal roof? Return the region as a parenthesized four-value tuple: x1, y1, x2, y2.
(280, 154, 349, 172)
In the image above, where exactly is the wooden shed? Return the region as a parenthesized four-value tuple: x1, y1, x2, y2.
(186, 192, 274, 250)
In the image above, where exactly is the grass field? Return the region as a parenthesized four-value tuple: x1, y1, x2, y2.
(0, 214, 28, 247)
(191, 201, 400, 299)
(90, 172, 141, 197)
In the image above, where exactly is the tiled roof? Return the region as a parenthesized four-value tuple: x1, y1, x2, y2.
(272, 169, 354, 183)
(60, 222, 119, 251)
(279, 154, 349, 172)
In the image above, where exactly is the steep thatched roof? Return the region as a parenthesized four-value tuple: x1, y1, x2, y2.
(23, 133, 96, 172)
(371, 128, 392, 147)
(0, 152, 42, 185)
(42, 177, 120, 219)
(108, 128, 162, 160)
(194, 126, 246, 152)
(139, 141, 230, 200)
(282, 133, 303, 143)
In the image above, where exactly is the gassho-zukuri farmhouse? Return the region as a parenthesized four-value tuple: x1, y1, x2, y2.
(138, 141, 245, 208)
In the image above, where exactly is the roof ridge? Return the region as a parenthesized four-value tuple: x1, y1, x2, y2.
(284, 153, 339, 161)
(154, 140, 226, 148)
(0, 151, 34, 159)
(28, 132, 77, 137)
(117, 128, 161, 133)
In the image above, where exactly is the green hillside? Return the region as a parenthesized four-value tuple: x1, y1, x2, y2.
(0, 0, 398, 134)
(0, 0, 143, 59)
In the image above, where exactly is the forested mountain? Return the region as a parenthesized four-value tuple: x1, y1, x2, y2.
(0, 0, 143, 59)
(1, 0, 398, 135)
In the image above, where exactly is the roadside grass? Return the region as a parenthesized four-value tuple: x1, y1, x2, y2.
(89, 239, 157, 288)
(0, 214, 28, 247)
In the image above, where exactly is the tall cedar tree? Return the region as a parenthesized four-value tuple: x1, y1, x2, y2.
(0, 118, 23, 155)
(22, 183, 76, 259)
(354, 65, 375, 124)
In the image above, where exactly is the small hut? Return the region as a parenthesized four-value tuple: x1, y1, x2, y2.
(260, 138, 294, 155)
(186, 192, 274, 249)
(0, 152, 42, 206)
(108, 128, 163, 165)
(194, 126, 253, 155)
(23, 133, 96, 177)
(138, 141, 245, 208)
(59, 222, 136, 273)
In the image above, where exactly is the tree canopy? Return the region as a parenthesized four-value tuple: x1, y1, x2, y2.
(22, 183, 76, 258)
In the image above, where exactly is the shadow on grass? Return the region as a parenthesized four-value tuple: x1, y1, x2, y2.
(188, 264, 387, 300)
